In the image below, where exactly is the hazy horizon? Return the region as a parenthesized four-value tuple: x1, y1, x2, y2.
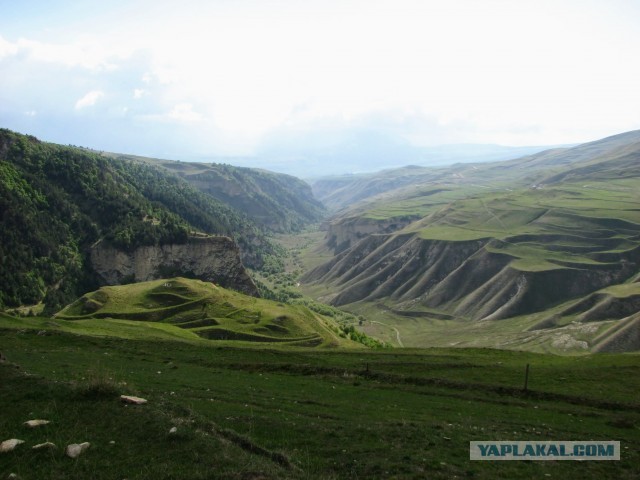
(1, 0, 639, 175)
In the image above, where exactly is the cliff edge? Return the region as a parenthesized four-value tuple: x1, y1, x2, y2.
(90, 236, 259, 297)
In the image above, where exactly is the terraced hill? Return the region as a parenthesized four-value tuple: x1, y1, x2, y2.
(302, 131, 640, 352)
(56, 277, 354, 348)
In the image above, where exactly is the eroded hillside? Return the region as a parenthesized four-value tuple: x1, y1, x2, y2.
(302, 131, 640, 352)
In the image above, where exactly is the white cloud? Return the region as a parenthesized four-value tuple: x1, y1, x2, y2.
(141, 103, 203, 124)
(133, 88, 148, 99)
(75, 90, 105, 109)
(2, 0, 640, 156)
(0, 36, 120, 70)
(168, 104, 202, 123)
(0, 35, 19, 58)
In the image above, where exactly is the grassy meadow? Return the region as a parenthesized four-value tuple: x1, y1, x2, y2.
(1, 316, 639, 479)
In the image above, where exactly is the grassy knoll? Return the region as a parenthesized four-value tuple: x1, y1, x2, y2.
(54, 278, 353, 348)
(0, 326, 638, 479)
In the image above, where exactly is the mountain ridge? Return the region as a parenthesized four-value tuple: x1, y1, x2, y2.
(103, 152, 325, 233)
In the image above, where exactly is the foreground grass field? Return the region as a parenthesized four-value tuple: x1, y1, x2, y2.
(1, 321, 638, 479)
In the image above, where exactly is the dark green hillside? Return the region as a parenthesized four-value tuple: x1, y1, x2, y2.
(108, 153, 326, 233)
(0, 129, 271, 311)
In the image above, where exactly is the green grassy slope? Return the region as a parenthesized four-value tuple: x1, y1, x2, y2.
(410, 180, 640, 267)
(54, 277, 355, 348)
(314, 129, 640, 214)
(1, 327, 638, 479)
(302, 131, 640, 351)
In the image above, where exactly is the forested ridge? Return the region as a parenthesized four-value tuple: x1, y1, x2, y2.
(122, 155, 326, 233)
(0, 129, 272, 311)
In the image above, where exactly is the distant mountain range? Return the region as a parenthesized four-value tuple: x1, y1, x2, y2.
(191, 129, 560, 178)
(311, 130, 640, 211)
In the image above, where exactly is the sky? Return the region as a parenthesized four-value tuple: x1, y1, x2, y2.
(1, 0, 640, 172)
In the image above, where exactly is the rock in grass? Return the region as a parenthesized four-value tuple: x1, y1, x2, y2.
(120, 395, 147, 405)
(24, 419, 50, 428)
(0, 439, 25, 453)
(65, 442, 90, 458)
(169, 427, 178, 434)
(32, 442, 56, 450)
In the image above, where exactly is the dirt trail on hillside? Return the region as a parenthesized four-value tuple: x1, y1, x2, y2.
(371, 320, 404, 347)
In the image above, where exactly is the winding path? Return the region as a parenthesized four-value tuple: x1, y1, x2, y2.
(371, 320, 404, 347)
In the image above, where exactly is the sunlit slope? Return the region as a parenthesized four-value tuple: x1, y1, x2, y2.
(56, 278, 353, 347)
(313, 130, 640, 213)
(302, 131, 640, 351)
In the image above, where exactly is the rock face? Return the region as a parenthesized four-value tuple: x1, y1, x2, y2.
(303, 233, 640, 322)
(90, 236, 258, 297)
(324, 216, 418, 254)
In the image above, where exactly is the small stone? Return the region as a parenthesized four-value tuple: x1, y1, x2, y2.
(120, 395, 147, 405)
(32, 442, 56, 450)
(0, 439, 25, 453)
(8, 473, 19, 480)
(24, 419, 50, 428)
(65, 442, 90, 459)
(169, 427, 178, 434)
(109, 440, 116, 445)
